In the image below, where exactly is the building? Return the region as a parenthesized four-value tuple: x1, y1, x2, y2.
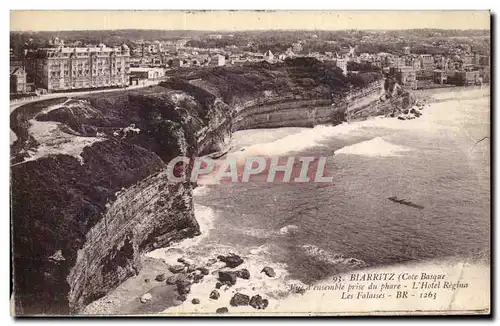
(463, 54, 474, 65)
(473, 53, 481, 65)
(407, 57, 422, 70)
(433, 69, 447, 84)
(454, 71, 481, 86)
(171, 58, 189, 68)
(390, 66, 417, 90)
(263, 50, 275, 63)
(210, 54, 226, 66)
(285, 48, 295, 58)
(10, 54, 24, 70)
(437, 57, 448, 70)
(392, 56, 406, 68)
(419, 54, 434, 71)
(207, 34, 223, 40)
(25, 44, 130, 92)
(334, 58, 348, 76)
(292, 42, 303, 53)
(480, 69, 490, 83)
(479, 55, 490, 67)
(403, 46, 411, 56)
(10, 67, 27, 93)
(129, 67, 164, 81)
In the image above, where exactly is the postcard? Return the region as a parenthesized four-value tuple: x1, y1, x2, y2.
(9, 10, 490, 316)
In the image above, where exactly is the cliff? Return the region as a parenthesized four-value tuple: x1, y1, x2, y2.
(10, 58, 408, 315)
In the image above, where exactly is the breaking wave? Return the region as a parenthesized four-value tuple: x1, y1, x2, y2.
(301, 244, 366, 269)
(335, 137, 412, 157)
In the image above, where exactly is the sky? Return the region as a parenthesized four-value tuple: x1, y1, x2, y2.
(10, 10, 490, 32)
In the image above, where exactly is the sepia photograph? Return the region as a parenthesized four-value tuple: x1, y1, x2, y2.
(9, 10, 491, 316)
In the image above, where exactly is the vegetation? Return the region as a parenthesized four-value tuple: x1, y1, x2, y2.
(167, 57, 382, 104)
(10, 29, 490, 57)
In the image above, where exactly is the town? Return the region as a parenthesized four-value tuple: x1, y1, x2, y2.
(10, 29, 490, 99)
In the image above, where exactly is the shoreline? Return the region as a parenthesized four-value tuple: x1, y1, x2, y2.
(83, 249, 489, 316)
(82, 85, 490, 315)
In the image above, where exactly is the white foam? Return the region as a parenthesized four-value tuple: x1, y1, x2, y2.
(336, 137, 412, 157)
(193, 185, 210, 197)
(146, 204, 215, 265)
(228, 124, 363, 159)
(161, 246, 296, 314)
(300, 244, 365, 268)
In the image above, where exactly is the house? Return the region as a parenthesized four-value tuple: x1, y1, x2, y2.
(419, 54, 434, 71)
(463, 54, 474, 65)
(392, 56, 406, 68)
(129, 67, 165, 82)
(454, 71, 481, 86)
(285, 48, 295, 58)
(263, 50, 275, 63)
(230, 58, 247, 65)
(10, 67, 27, 93)
(334, 58, 348, 76)
(479, 55, 490, 66)
(480, 69, 490, 83)
(390, 66, 417, 90)
(277, 53, 287, 61)
(406, 57, 422, 70)
(171, 58, 187, 68)
(292, 43, 303, 53)
(210, 54, 226, 66)
(433, 69, 447, 84)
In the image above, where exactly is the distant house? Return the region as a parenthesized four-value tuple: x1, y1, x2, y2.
(292, 43, 303, 53)
(479, 55, 490, 67)
(10, 67, 27, 93)
(209, 54, 226, 66)
(230, 58, 247, 65)
(454, 70, 481, 86)
(285, 48, 295, 58)
(433, 69, 447, 84)
(129, 67, 165, 85)
(264, 50, 275, 63)
(392, 56, 406, 68)
(334, 58, 348, 76)
(171, 58, 187, 68)
(463, 54, 474, 65)
(10, 55, 24, 70)
(419, 54, 434, 71)
(390, 66, 417, 90)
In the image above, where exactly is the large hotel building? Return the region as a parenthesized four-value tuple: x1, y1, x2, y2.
(24, 44, 130, 92)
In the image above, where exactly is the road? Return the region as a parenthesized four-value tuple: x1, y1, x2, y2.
(10, 80, 162, 144)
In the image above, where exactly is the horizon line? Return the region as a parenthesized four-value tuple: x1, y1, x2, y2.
(10, 27, 491, 33)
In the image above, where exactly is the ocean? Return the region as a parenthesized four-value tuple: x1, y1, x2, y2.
(148, 87, 490, 313)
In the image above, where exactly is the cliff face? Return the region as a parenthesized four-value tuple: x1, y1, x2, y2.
(11, 59, 402, 315)
(11, 87, 221, 315)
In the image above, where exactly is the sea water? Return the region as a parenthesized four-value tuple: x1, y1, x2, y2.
(149, 87, 490, 313)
